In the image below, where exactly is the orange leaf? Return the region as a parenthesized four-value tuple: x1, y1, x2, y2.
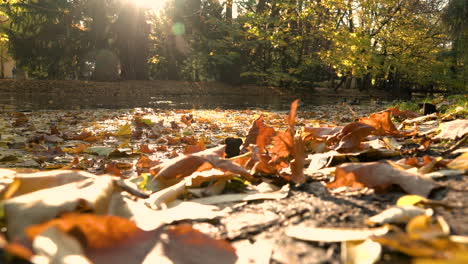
(163, 224, 237, 264)
(389, 106, 419, 120)
(25, 214, 143, 249)
(359, 110, 399, 136)
(139, 144, 153, 154)
(243, 116, 276, 152)
(287, 99, 300, 128)
(72, 131, 93, 140)
(150, 146, 252, 183)
(327, 161, 440, 197)
(181, 114, 194, 125)
(184, 140, 206, 155)
(136, 155, 160, 175)
(328, 122, 375, 153)
(104, 162, 122, 177)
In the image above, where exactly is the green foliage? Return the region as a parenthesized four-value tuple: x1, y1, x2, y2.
(0, 0, 464, 93)
(0, 0, 150, 80)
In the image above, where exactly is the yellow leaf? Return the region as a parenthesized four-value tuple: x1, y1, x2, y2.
(447, 152, 468, 170)
(116, 123, 132, 137)
(406, 215, 450, 240)
(397, 195, 428, 207)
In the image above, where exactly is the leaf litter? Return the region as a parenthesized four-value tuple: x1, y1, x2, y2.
(0, 100, 467, 263)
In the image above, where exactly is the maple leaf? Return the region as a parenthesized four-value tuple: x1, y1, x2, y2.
(359, 110, 399, 136)
(242, 116, 276, 152)
(327, 122, 375, 153)
(268, 99, 306, 184)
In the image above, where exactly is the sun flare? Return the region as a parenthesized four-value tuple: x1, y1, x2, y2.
(132, 0, 168, 12)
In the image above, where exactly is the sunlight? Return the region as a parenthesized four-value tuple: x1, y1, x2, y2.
(132, 0, 168, 12)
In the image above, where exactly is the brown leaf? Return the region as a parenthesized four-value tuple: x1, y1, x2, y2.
(25, 213, 145, 249)
(287, 99, 300, 128)
(150, 146, 252, 183)
(71, 131, 93, 140)
(327, 161, 440, 197)
(270, 130, 294, 159)
(181, 114, 194, 125)
(184, 140, 206, 155)
(139, 144, 153, 154)
(302, 126, 343, 141)
(268, 100, 306, 184)
(328, 122, 375, 153)
(104, 162, 122, 177)
(359, 110, 399, 136)
(162, 224, 237, 264)
(389, 106, 420, 120)
(136, 155, 160, 175)
(242, 115, 276, 152)
(289, 136, 306, 184)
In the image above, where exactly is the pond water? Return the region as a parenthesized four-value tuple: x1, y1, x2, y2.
(0, 91, 373, 111)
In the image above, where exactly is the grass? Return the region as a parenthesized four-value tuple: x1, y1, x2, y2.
(390, 94, 467, 118)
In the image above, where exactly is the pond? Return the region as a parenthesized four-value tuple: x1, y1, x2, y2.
(0, 91, 377, 112)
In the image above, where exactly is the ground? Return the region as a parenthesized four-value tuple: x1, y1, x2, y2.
(0, 88, 467, 263)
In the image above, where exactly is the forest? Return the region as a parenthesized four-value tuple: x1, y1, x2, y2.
(0, 0, 466, 95)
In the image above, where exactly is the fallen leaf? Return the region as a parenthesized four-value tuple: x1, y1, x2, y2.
(447, 152, 468, 170)
(286, 225, 389, 242)
(342, 239, 381, 264)
(1, 170, 95, 199)
(138, 144, 153, 154)
(32, 226, 92, 264)
(162, 224, 237, 264)
(327, 161, 441, 197)
(25, 213, 142, 249)
(242, 116, 276, 153)
(359, 110, 399, 136)
(328, 122, 375, 153)
(150, 146, 252, 184)
(367, 206, 430, 225)
(4, 176, 115, 238)
(116, 123, 132, 137)
(104, 162, 122, 177)
(434, 119, 468, 140)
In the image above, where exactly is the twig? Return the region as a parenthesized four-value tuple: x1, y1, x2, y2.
(442, 134, 468, 155)
(342, 102, 358, 119)
(116, 179, 150, 199)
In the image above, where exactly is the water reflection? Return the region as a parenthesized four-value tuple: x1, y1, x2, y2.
(0, 91, 368, 111)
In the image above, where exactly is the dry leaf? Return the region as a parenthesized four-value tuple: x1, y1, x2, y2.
(328, 122, 375, 153)
(286, 225, 389, 242)
(1, 170, 95, 199)
(447, 152, 468, 170)
(327, 161, 441, 197)
(434, 119, 468, 140)
(359, 110, 399, 136)
(150, 146, 252, 184)
(4, 176, 114, 238)
(342, 239, 381, 264)
(367, 206, 430, 225)
(242, 116, 276, 153)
